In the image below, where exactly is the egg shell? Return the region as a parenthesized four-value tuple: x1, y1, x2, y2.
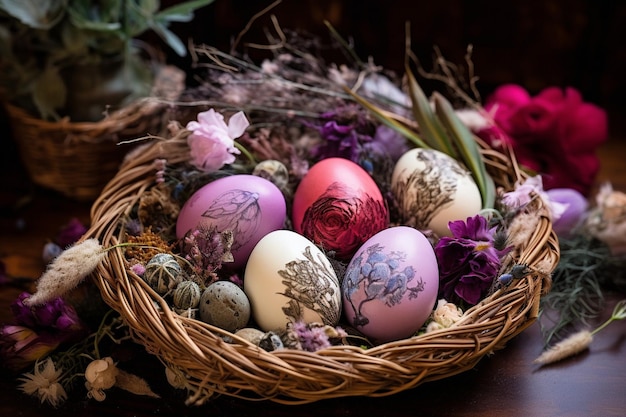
(292, 157, 388, 260)
(391, 148, 482, 237)
(244, 230, 342, 332)
(199, 281, 251, 332)
(176, 174, 287, 269)
(342, 226, 439, 343)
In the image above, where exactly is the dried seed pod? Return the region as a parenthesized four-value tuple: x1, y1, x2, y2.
(173, 281, 202, 310)
(252, 159, 289, 191)
(143, 253, 182, 295)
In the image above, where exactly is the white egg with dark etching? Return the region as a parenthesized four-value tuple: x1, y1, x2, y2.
(391, 148, 482, 237)
(243, 230, 341, 332)
(342, 226, 439, 343)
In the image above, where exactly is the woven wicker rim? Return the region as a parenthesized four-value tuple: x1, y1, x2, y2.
(85, 131, 560, 404)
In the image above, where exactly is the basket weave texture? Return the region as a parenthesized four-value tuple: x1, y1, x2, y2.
(85, 131, 559, 405)
(5, 98, 168, 201)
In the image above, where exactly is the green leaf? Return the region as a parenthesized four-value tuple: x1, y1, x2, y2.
(405, 65, 456, 157)
(150, 21, 187, 57)
(0, 0, 67, 29)
(343, 86, 431, 149)
(155, 0, 215, 20)
(433, 92, 495, 209)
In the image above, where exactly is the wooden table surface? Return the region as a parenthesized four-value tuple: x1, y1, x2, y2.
(1, 126, 625, 417)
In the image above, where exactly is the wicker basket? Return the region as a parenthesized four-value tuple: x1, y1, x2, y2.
(85, 131, 559, 405)
(5, 98, 168, 201)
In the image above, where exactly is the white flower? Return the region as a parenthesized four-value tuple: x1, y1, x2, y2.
(455, 108, 491, 131)
(84, 357, 159, 400)
(18, 358, 67, 408)
(85, 357, 119, 401)
(361, 73, 411, 114)
(586, 182, 626, 256)
(426, 299, 464, 333)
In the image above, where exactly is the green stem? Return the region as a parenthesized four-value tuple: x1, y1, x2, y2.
(591, 316, 614, 336)
(590, 300, 626, 336)
(235, 141, 257, 165)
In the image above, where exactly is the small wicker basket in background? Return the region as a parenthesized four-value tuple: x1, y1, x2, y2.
(4, 98, 170, 202)
(85, 131, 560, 405)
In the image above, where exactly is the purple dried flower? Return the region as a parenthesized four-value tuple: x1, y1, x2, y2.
(180, 226, 230, 284)
(11, 292, 85, 333)
(309, 104, 377, 163)
(367, 125, 409, 161)
(0, 325, 61, 371)
(435, 215, 511, 306)
(290, 321, 347, 352)
(54, 218, 87, 248)
(1, 292, 87, 371)
(125, 219, 143, 236)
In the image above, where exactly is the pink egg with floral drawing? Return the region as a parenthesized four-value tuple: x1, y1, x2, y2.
(342, 226, 439, 343)
(176, 174, 286, 270)
(292, 157, 389, 260)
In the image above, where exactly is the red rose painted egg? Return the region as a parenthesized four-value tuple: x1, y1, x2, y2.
(292, 158, 388, 260)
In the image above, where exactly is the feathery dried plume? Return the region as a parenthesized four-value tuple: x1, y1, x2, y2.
(533, 329, 593, 365)
(25, 238, 106, 307)
(115, 369, 160, 398)
(534, 299, 626, 366)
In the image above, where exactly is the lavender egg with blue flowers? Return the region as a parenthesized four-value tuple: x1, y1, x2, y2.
(176, 174, 287, 270)
(342, 226, 439, 343)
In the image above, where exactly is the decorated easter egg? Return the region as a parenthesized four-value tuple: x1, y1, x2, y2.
(199, 281, 251, 332)
(391, 148, 481, 237)
(342, 226, 439, 343)
(176, 174, 287, 269)
(292, 157, 388, 260)
(244, 229, 342, 332)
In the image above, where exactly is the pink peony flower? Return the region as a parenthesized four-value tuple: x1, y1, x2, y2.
(477, 84, 608, 196)
(186, 109, 249, 172)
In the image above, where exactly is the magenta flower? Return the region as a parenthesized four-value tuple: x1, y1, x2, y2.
(1, 292, 87, 371)
(186, 109, 249, 172)
(435, 216, 510, 306)
(477, 84, 608, 196)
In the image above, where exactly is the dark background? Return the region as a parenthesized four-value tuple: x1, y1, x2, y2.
(2, 0, 625, 194)
(163, 0, 625, 118)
